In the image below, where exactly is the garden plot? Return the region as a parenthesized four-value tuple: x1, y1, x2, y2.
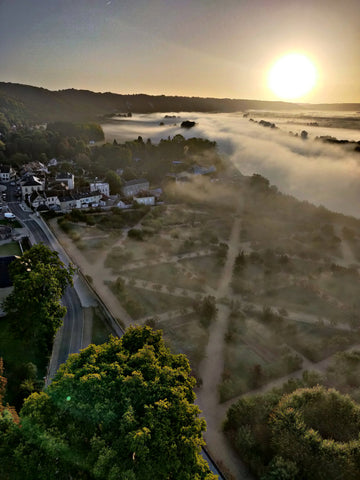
(248, 284, 345, 322)
(178, 255, 224, 290)
(315, 269, 360, 308)
(288, 322, 357, 362)
(111, 282, 194, 320)
(219, 314, 305, 402)
(159, 313, 209, 374)
(121, 263, 205, 293)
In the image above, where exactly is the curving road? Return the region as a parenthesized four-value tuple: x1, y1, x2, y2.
(9, 201, 85, 381)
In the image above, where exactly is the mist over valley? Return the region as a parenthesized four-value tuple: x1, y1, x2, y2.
(102, 110, 360, 217)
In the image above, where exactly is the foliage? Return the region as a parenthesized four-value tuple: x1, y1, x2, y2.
(194, 295, 217, 328)
(181, 120, 196, 128)
(128, 228, 145, 241)
(105, 169, 122, 194)
(0, 327, 216, 479)
(0, 359, 19, 424)
(47, 121, 104, 141)
(2, 244, 74, 351)
(233, 250, 246, 274)
(224, 384, 360, 479)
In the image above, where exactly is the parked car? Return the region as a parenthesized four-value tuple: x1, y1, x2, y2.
(4, 212, 15, 219)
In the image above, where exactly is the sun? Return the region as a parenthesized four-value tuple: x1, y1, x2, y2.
(268, 53, 317, 100)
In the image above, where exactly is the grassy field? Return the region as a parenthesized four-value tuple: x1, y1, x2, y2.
(91, 308, 114, 345)
(122, 263, 205, 292)
(111, 283, 194, 320)
(249, 284, 345, 321)
(159, 313, 209, 375)
(179, 255, 223, 289)
(0, 241, 21, 256)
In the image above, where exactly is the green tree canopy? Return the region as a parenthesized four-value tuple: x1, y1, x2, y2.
(2, 327, 216, 480)
(224, 384, 360, 479)
(2, 244, 74, 350)
(105, 169, 123, 194)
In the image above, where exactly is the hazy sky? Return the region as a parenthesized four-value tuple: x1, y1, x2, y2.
(1, 0, 360, 102)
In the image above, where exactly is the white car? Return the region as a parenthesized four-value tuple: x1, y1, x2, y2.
(4, 212, 15, 219)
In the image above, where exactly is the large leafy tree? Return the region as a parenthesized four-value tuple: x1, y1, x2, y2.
(105, 169, 123, 194)
(1, 327, 216, 479)
(224, 384, 360, 480)
(2, 244, 74, 349)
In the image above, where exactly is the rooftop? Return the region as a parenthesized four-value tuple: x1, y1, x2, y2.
(124, 178, 149, 186)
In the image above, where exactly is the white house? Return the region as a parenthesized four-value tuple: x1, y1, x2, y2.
(0, 165, 15, 182)
(28, 191, 47, 209)
(133, 195, 155, 206)
(58, 191, 102, 212)
(115, 199, 132, 209)
(90, 182, 110, 197)
(21, 175, 45, 199)
(121, 178, 149, 198)
(55, 172, 75, 190)
(28, 190, 61, 210)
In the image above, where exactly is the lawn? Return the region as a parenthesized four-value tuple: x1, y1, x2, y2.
(0, 241, 22, 256)
(91, 308, 114, 345)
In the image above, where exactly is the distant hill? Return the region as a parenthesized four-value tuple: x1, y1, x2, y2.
(1, 82, 360, 124)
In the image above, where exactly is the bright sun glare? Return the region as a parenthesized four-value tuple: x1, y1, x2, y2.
(268, 53, 317, 100)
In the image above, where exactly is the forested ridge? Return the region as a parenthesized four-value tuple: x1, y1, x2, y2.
(1, 82, 360, 124)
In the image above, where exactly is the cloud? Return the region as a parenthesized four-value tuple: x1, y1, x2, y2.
(102, 112, 360, 217)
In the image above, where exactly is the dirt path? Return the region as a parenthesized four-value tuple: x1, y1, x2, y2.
(196, 209, 254, 480)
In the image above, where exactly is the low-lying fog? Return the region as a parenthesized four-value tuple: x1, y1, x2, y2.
(102, 111, 360, 218)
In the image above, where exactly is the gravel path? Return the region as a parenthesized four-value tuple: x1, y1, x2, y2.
(196, 204, 254, 480)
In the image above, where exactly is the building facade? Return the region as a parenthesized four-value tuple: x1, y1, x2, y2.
(90, 182, 110, 197)
(121, 178, 149, 198)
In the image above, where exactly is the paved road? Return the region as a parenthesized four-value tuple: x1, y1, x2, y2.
(9, 202, 85, 378)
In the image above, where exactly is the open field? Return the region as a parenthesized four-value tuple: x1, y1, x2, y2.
(48, 180, 360, 480)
